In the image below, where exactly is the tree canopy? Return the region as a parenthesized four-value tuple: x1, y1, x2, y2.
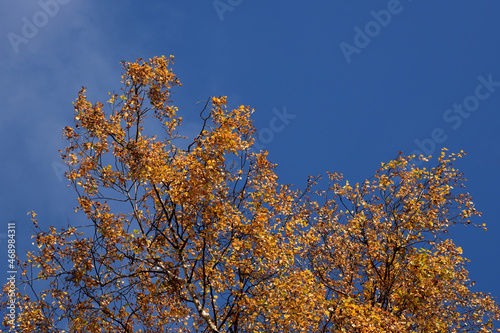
(2, 56, 499, 332)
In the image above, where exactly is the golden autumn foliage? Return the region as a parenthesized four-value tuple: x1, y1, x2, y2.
(2, 56, 499, 332)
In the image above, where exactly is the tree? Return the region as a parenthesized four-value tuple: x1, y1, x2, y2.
(2, 56, 499, 332)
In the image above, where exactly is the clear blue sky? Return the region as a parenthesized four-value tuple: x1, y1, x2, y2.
(2, 0, 500, 324)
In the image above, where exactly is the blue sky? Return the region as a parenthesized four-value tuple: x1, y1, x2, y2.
(1, 0, 500, 325)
